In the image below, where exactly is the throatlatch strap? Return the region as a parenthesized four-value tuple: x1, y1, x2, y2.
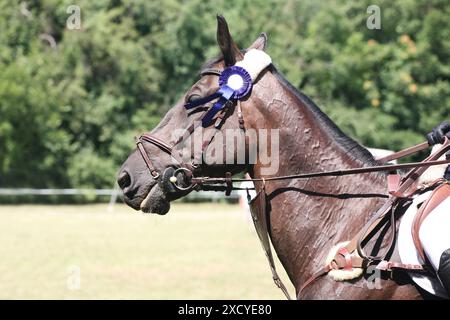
(249, 182, 292, 300)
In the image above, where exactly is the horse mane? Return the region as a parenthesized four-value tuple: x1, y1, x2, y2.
(269, 65, 379, 167)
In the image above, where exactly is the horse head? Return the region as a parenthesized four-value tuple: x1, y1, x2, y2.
(117, 15, 272, 214)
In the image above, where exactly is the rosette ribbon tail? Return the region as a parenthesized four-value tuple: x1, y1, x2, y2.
(201, 85, 235, 127)
(184, 65, 254, 127)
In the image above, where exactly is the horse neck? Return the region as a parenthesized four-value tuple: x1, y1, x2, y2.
(243, 71, 387, 292)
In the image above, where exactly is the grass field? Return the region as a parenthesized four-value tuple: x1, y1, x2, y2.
(0, 202, 294, 299)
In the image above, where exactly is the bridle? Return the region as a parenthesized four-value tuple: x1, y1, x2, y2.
(135, 66, 247, 185)
(134, 57, 450, 300)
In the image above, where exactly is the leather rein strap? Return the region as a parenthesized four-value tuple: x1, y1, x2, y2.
(375, 141, 430, 163)
(191, 158, 450, 186)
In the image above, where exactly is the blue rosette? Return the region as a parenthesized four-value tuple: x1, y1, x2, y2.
(184, 65, 253, 127)
(218, 66, 252, 99)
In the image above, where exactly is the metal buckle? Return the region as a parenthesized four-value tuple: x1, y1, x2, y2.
(150, 170, 160, 179)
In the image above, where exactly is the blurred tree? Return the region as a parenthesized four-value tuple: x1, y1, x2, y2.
(0, 0, 448, 197)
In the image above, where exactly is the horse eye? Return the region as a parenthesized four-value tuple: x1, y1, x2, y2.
(186, 94, 200, 104)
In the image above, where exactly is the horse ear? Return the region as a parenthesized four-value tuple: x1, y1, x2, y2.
(248, 33, 268, 51)
(216, 14, 243, 66)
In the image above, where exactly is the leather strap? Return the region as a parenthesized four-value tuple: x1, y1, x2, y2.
(387, 173, 401, 194)
(337, 247, 353, 270)
(248, 181, 292, 300)
(299, 265, 331, 294)
(354, 138, 450, 261)
(139, 134, 173, 154)
(375, 260, 427, 272)
(194, 158, 450, 185)
(200, 68, 222, 77)
(376, 141, 430, 163)
(236, 101, 245, 130)
(136, 135, 168, 178)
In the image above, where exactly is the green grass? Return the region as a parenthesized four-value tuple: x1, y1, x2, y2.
(0, 203, 294, 299)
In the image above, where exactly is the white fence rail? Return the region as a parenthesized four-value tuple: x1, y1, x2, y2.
(0, 187, 241, 213)
(0, 188, 240, 200)
(0, 188, 117, 195)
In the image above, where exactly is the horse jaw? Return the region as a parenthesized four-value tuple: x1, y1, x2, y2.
(140, 183, 170, 215)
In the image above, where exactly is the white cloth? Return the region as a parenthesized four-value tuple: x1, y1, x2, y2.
(235, 49, 272, 82)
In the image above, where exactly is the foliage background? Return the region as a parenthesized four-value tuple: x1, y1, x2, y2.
(0, 0, 449, 193)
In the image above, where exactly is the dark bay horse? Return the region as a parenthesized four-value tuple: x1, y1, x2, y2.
(118, 16, 425, 299)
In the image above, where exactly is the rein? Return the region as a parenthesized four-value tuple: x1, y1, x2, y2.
(179, 157, 450, 191)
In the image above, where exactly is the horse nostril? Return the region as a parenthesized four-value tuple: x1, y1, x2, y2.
(118, 171, 131, 190)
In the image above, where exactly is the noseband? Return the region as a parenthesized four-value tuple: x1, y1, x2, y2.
(135, 134, 173, 179)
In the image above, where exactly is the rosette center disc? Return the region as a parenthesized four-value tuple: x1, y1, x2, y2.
(227, 74, 244, 90)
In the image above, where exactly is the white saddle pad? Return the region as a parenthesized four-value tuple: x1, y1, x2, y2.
(398, 190, 450, 298)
